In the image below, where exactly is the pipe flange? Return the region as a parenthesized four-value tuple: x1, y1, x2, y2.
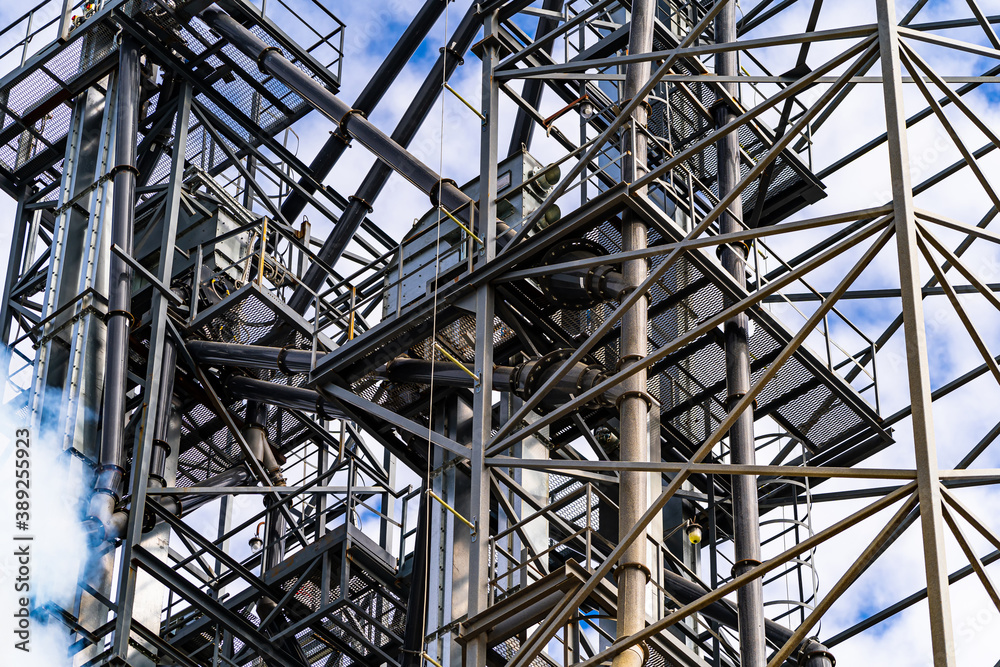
(152, 439, 171, 455)
(256, 45, 282, 73)
(615, 353, 644, 372)
(709, 96, 739, 118)
(348, 194, 374, 214)
(330, 129, 351, 145)
(715, 240, 751, 261)
(276, 346, 294, 375)
(798, 643, 836, 667)
(619, 97, 653, 118)
(613, 560, 652, 583)
(576, 363, 605, 395)
(521, 349, 573, 397)
(109, 163, 141, 178)
(731, 558, 762, 578)
(725, 392, 758, 412)
(338, 108, 367, 136)
(537, 238, 609, 308)
(586, 264, 610, 302)
(614, 390, 654, 411)
(429, 178, 459, 209)
(612, 284, 650, 304)
(316, 395, 334, 421)
(106, 309, 136, 328)
(439, 45, 465, 66)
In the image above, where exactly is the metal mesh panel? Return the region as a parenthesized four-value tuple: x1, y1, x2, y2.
(0, 12, 123, 178)
(646, 35, 821, 224)
(574, 217, 872, 455)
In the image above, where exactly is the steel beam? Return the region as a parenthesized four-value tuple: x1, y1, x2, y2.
(876, 1, 956, 663)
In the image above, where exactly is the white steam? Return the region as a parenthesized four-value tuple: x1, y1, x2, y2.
(0, 386, 91, 666)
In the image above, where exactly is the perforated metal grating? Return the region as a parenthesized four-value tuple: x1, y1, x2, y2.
(646, 34, 825, 225)
(177, 290, 315, 487)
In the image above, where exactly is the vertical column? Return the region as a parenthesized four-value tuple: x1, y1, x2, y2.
(110, 81, 191, 659)
(875, 1, 956, 664)
(615, 3, 655, 667)
(713, 4, 766, 666)
(467, 7, 500, 667)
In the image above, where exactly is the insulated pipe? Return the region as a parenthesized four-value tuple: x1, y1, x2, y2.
(279, 0, 449, 222)
(536, 239, 627, 307)
(246, 400, 287, 571)
(85, 465, 253, 544)
(149, 340, 177, 487)
(614, 3, 656, 667)
(200, 6, 474, 219)
(506, 0, 565, 157)
(283, 3, 484, 314)
(224, 376, 349, 420)
(244, 401, 283, 483)
(187, 340, 317, 374)
(87, 37, 143, 542)
(384, 354, 624, 411)
(187, 341, 624, 412)
(715, 5, 766, 666)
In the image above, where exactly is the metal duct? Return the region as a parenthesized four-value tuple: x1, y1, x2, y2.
(224, 376, 348, 420)
(87, 37, 143, 542)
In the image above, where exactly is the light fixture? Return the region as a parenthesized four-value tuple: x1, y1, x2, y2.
(686, 522, 703, 545)
(250, 521, 265, 552)
(579, 97, 596, 120)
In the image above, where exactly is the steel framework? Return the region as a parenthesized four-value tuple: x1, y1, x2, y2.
(2, 0, 1000, 666)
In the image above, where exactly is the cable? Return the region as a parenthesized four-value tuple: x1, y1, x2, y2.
(418, 3, 452, 663)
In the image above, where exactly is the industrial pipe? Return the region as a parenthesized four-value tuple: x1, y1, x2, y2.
(715, 4, 766, 665)
(85, 465, 254, 544)
(385, 352, 624, 412)
(224, 375, 348, 420)
(245, 401, 284, 485)
(279, 0, 449, 223)
(187, 340, 317, 374)
(86, 37, 143, 543)
(400, 484, 430, 667)
(657, 570, 834, 666)
(199, 6, 474, 220)
(614, 3, 656, 667)
(284, 3, 484, 314)
(187, 341, 625, 414)
(535, 238, 627, 307)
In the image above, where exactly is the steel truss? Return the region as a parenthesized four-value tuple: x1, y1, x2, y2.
(2, 1, 1000, 666)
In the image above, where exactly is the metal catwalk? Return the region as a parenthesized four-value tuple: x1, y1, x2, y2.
(0, 0, 998, 665)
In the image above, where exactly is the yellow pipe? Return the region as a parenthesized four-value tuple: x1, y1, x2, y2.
(439, 206, 483, 245)
(443, 82, 486, 121)
(427, 489, 476, 533)
(433, 341, 480, 383)
(257, 218, 268, 286)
